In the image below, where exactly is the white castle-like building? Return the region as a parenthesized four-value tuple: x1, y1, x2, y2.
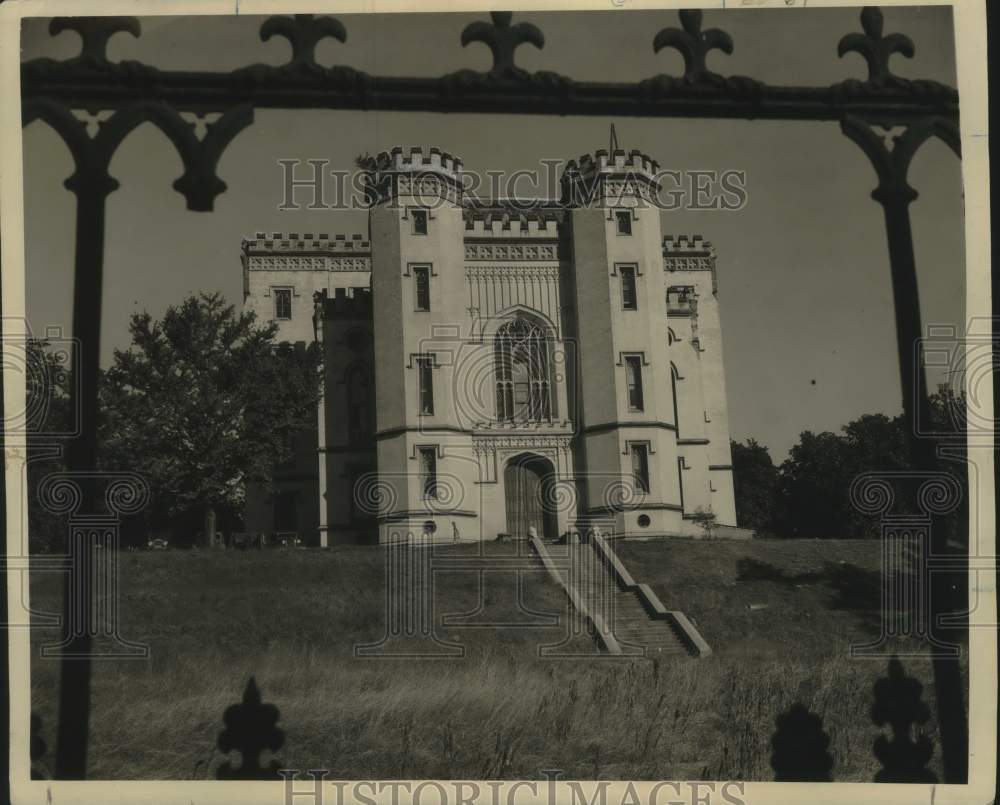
(242, 146, 739, 545)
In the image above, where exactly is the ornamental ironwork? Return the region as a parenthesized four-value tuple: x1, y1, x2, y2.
(15, 5, 968, 783)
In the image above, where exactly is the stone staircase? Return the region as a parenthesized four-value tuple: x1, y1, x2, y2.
(532, 535, 711, 658)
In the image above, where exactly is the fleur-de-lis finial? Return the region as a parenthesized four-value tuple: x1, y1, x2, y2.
(838, 7, 915, 86)
(48, 17, 141, 67)
(260, 13, 347, 69)
(460, 12, 545, 80)
(216, 676, 285, 779)
(652, 10, 733, 83)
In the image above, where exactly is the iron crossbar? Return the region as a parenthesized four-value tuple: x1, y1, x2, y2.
(21, 10, 958, 122)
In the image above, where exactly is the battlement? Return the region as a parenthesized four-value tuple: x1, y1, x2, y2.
(560, 147, 661, 206)
(664, 235, 718, 295)
(573, 148, 660, 179)
(372, 146, 464, 176)
(243, 233, 371, 254)
(663, 234, 716, 259)
(361, 146, 464, 205)
(315, 287, 373, 319)
(463, 208, 562, 238)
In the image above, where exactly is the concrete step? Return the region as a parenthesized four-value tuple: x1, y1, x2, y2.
(557, 541, 699, 658)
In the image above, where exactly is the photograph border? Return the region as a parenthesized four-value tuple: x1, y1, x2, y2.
(1, 0, 994, 803)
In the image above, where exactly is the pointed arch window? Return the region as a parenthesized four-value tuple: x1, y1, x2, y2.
(494, 317, 553, 423)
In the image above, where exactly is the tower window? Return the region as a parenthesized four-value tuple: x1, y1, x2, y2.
(417, 356, 434, 415)
(615, 210, 632, 235)
(620, 266, 638, 310)
(418, 447, 438, 499)
(631, 444, 650, 494)
(625, 355, 644, 411)
(413, 266, 431, 311)
(494, 316, 552, 423)
(411, 209, 429, 235)
(273, 288, 292, 320)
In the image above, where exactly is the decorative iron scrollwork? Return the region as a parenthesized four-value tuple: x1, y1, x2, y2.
(24, 97, 253, 211)
(227, 14, 371, 103)
(48, 16, 141, 68)
(160, 104, 255, 212)
(841, 114, 960, 204)
(652, 10, 732, 84)
(838, 7, 914, 87)
(643, 10, 762, 102)
(259, 13, 347, 71)
(461, 11, 544, 80)
(22, 16, 162, 92)
(834, 7, 955, 104)
(440, 12, 573, 107)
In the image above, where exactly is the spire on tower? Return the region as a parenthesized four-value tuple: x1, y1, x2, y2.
(609, 122, 619, 154)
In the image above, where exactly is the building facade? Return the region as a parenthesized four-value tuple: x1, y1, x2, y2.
(242, 146, 738, 545)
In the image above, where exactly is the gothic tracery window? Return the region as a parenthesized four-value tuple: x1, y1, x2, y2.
(494, 317, 553, 423)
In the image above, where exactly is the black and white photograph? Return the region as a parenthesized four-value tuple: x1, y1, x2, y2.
(1, 1, 994, 802)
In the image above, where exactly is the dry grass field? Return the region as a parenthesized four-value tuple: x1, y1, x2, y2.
(28, 539, 967, 781)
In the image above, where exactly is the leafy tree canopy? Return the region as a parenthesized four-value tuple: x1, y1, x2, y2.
(733, 390, 967, 539)
(100, 292, 323, 544)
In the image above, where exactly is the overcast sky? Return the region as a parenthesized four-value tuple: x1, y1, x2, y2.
(20, 6, 964, 459)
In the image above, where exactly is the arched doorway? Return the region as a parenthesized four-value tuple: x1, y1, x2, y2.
(504, 454, 557, 539)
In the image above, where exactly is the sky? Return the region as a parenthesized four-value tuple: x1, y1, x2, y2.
(19, 6, 965, 460)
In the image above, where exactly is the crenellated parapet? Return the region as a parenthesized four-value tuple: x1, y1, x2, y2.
(243, 232, 371, 254)
(561, 148, 661, 206)
(242, 233, 372, 273)
(663, 234, 715, 260)
(462, 208, 563, 239)
(317, 287, 373, 319)
(360, 146, 465, 206)
(663, 234, 717, 293)
(373, 146, 463, 175)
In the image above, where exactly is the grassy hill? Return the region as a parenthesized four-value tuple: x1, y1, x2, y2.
(616, 538, 893, 659)
(29, 539, 966, 781)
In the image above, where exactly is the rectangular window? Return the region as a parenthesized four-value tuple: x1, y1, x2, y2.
(620, 266, 637, 310)
(625, 355, 644, 411)
(273, 288, 292, 320)
(631, 444, 650, 494)
(615, 210, 632, 235)
(419, 447, 438, 499)
(411, 209, 428, 235)
(417, 356, 434, 415)
(414, 266, 431, 311)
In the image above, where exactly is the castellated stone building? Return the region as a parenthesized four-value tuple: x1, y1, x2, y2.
(242, 146, 739, 545)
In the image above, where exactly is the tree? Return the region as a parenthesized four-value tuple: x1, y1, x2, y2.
(730, 438, 780, 536)
(24, 338, 73, 552)
(690, 507, 717, 539)
(777, 429, 854, 538)
(100, 293, 323, 546)
(924, 387, 969, 548)
(765, 400, 965, 539)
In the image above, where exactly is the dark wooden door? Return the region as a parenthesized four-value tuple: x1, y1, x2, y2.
(504, 457, 555, 539)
